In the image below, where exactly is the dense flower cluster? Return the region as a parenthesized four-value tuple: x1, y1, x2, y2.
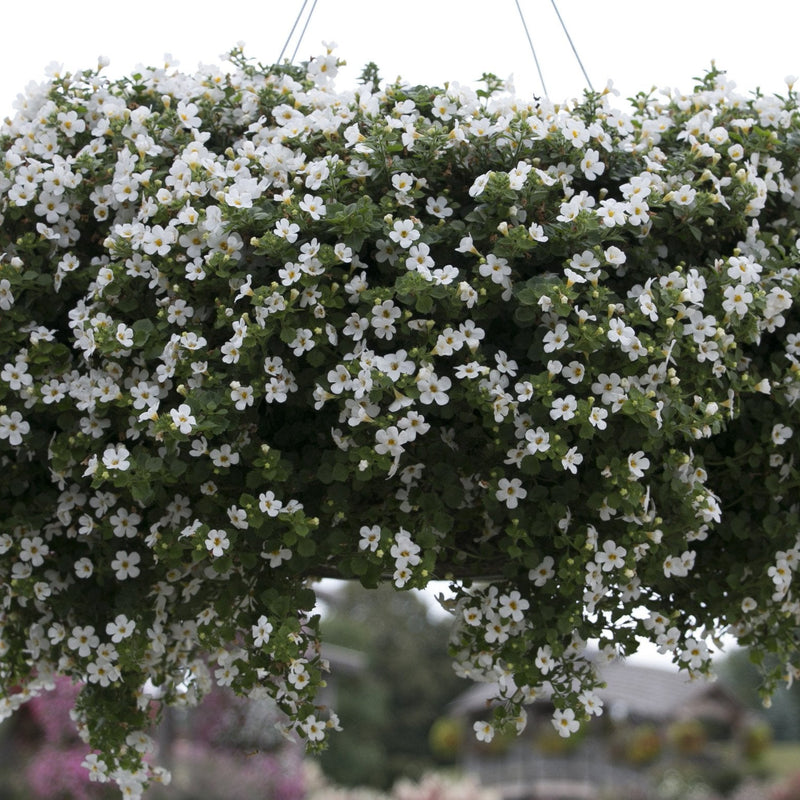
(2, 44, 800, 793)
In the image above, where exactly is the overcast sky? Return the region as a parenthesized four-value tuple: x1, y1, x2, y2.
(2, 0, 800, 116)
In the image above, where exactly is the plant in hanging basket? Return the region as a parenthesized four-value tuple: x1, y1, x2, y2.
(2, 45, 800, 794)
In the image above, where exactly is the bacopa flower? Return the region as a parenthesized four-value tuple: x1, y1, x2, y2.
(169, 404, 196, 434)
(110, 550, 141, 580)
(358, 525, 381, 551)
(627, 450, 651, 479)
(552, 708, 580, 737)
(0, 411, 29, 445)
(106, 614, 136, 642)
(388, 219, 420, 248)
(496, 477, 527, 508)
(4, 44, 800, 790)
(473, 720, 495, 742)
(204, 529, 230, 557)
(252, 615, 273, 647)
(102, 443, 131, 471)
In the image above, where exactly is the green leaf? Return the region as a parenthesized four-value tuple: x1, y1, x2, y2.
(442, 483, 463, 509)
(130, 481, 154, 505)
(296, 538, 317, 558)
(306, 347, 326, 368)
(414, 293, 434, 314)
(317, 461, 334, 484)
(280, 325, 297, 344)
(331, 461, 350, 482)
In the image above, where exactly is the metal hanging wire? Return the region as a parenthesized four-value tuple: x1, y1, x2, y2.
(550, 0, 594, 93)
(290, 0, 319, 64)
(515, 0, 595, 96)
(279, 1, 591, 93)
(514, 0, 549, 97)
(277, 0, 320, 65)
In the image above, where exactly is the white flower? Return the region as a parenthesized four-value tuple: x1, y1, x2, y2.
(106, 615, 136, 643)
(722, 284, 753, 316)
(359, 525, 381, 552)
(417, 372, 451, 406)
(579, 690, 603, 716)
(479, 254, 511, 285)
(111, 550, 141, 580)
(680, 637, 709, 669)
(230, 383, 254, 410)
(496, 477, 527, 508)
(74, 557, 94, 578)
(535, 644, 554, 674)
(580, 149, 605, 180)
(388, 219, 420, 249)
(210, 444, 239, 468)
(771, 423, 793, 445)
(543, 323, 569, 353)
(301, 715, 326, 742)
(114, 323, 134, 348)
(525, 427, 551, 453)
(170, 404, 196, 434)
(0, 411, 30, 446)
(19, 536, 49, 566)
(0, 279, 14, 310)
(68, 625, 99, 657)
(595, 540, 626, 572)
(627, 450, 650, 479)
(552, 708, 580, 737)
(550, 394, 577, 422)
(299, 194, 326, 220)
(473, 720, 495, 742)
(102, 443, 131, 471)
(252, 615, 273, 647)
(374, 425, 408, 457)
(561, 446, 583, 474)
(529, 556, 555, 586)
(390, 531, 421, 569)
(258, 491, 283, 516)
(671, 184, 697, 206)
(588, 407, 608, 429)
(468, 173, 492, 197)
(498, 590, 529, 622)
(264, 547, 292, 568)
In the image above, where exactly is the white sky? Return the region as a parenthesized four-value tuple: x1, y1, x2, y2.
(2, 0, 800, 116)
(1, 0, 758, 668)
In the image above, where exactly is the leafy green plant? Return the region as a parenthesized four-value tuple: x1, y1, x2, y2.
(2, 47, 800, 795)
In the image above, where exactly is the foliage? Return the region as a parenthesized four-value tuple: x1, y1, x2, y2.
(719, 649, 800, 740)
(318, 584, 464, 789)
(2, 42, 800, 795)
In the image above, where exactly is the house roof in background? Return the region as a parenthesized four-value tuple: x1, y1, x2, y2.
(448, 658, 741, 721)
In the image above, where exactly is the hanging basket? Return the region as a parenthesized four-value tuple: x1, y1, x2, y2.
(2, 47, 800, 791)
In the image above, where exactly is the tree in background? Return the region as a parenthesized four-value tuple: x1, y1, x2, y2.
(318, 584, 464, 789)
(719, 650, 800, 741)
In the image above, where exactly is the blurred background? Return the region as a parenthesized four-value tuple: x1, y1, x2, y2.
(2, 581, 800, 799)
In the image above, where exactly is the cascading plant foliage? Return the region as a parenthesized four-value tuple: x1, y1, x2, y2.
(2, 43, 800, 794)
